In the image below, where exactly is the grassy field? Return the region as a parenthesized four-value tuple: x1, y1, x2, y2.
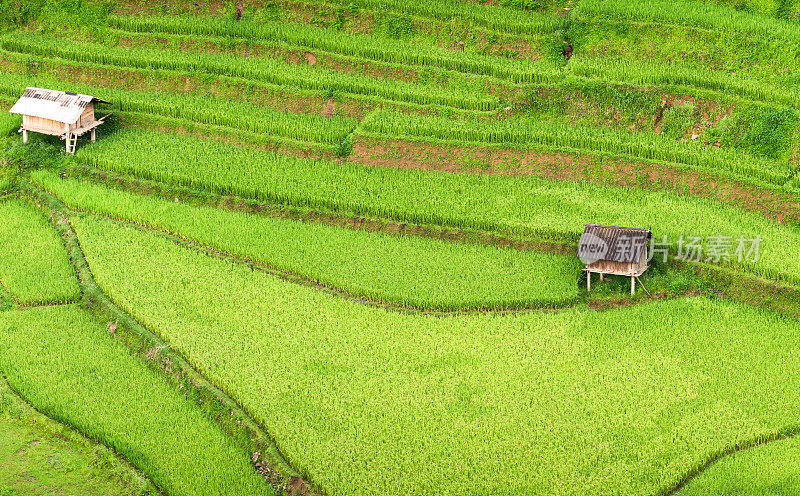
(0, 305, 273, 496)
(0, 200, 79, 305)
(61, 127, 800, 286)
(677, 435, 800, 495)
(33, 171, 579, 310)
(0, 376, 157, 496)
(74, 214, 800, 496)
(1, 0, 799, 493)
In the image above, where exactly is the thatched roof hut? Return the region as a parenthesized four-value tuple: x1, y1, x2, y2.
(577, 224, 652, 295)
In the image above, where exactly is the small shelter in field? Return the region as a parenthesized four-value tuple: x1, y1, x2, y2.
(8, 87, 111, 154)
(577, 224, 652, 295)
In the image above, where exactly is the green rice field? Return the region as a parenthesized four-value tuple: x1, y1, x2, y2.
(1, 0, 799, 494)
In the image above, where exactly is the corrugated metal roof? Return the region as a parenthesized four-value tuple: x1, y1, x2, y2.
(577, 224, 651, 263)
(8, 87, 111, 124)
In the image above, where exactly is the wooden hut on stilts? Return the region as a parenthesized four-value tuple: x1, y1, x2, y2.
(8, 87, 111, 154)
(577, 224, 652, 296)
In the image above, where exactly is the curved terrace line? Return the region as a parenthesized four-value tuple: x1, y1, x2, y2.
(659, 426, 800, 496)
(77, 212, 586, 315)
(25, 185, 800, 496)
(348, 135, 800, 225)
(26, 185, 315, 496)
(58, 166, 575, 254)
(36, 171, 800, 306)
(0, 278, 20, 306)
(54, 166, 800, 289)
(62, 202, 800, 496)
(0, 372, 164, 496)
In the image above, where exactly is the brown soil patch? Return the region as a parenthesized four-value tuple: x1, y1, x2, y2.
(350, 137, 800, 223)
(286, 476, 311, 496)
(588, 289, 700, 311)
(303, 51, 317, 66)
(322, 98, 336, 118)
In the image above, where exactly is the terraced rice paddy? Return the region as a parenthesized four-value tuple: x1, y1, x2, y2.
(1, 0, 799, 494)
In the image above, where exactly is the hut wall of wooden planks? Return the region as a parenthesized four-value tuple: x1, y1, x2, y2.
(8, 87, 111, 154)
(576, 224, 652, 295)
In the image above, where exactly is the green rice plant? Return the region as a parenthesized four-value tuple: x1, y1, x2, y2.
(87, 25, 520, 105)
(72, 215, 800, 496)
(737, 105, 799, 160)
(0, 47, 489, 123)
(0, 376, 156, 496)
(0, 113, 20, 137)
(0, 200, 79, 305)
(360, 109, 795, 185)
(0, 60, 357, 146)
(105, 14, 562, 83)
(0, 32, 502, 111)
(786, 0, 800, 19)
(709, 0, 781, 14)
(69, 127, 800, 285)
(32, 172, 579, 310)
(569, 56, 800, 107)
(0, 305, 273, 496)
(323, 0, 567, 35)
(660, 104, 696, 141)
(677, 435, 800, 495)
(576, 0, 800, 41)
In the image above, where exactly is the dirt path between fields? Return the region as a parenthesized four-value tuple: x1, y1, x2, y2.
(24, 183, 800, 496)
(25, 185, 314, 496)
(0, 278, 20, 306)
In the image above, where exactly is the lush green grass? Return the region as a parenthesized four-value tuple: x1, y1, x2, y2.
(0, 200, 79, 305)
(0, 377, 156, 496)
(73, 214, 800, 496)
(706, 0, 780, 15)
(360, 109, 796, 185)
(677, 436, 800, 495)
(0, 113, 20, 137)
(32, 172, 579, 310)
(85, 26, 518, 99)
(105, 14, 560, 83)
(576, 0, 800, 40)
(570, 1, 800, 109)
(0, 31, 503, 111)
(0, 304, 273, 496)
(71, 126, 800, 285)
(570, 55, 800, 108)
(300, 0, 567, 36)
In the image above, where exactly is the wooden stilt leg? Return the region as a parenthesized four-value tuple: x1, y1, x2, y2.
(587, 272, 591, 292)
(631, 276, 635, 295)
(600, 273, 604, 281)
(91, 128, 96, 142)
(65, 133, 71, 153)
(22, 129, 28, 143)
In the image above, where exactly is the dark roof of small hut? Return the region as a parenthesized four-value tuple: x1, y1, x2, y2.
(8, 87, 111, 125)
(577, 224, 651, 264)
